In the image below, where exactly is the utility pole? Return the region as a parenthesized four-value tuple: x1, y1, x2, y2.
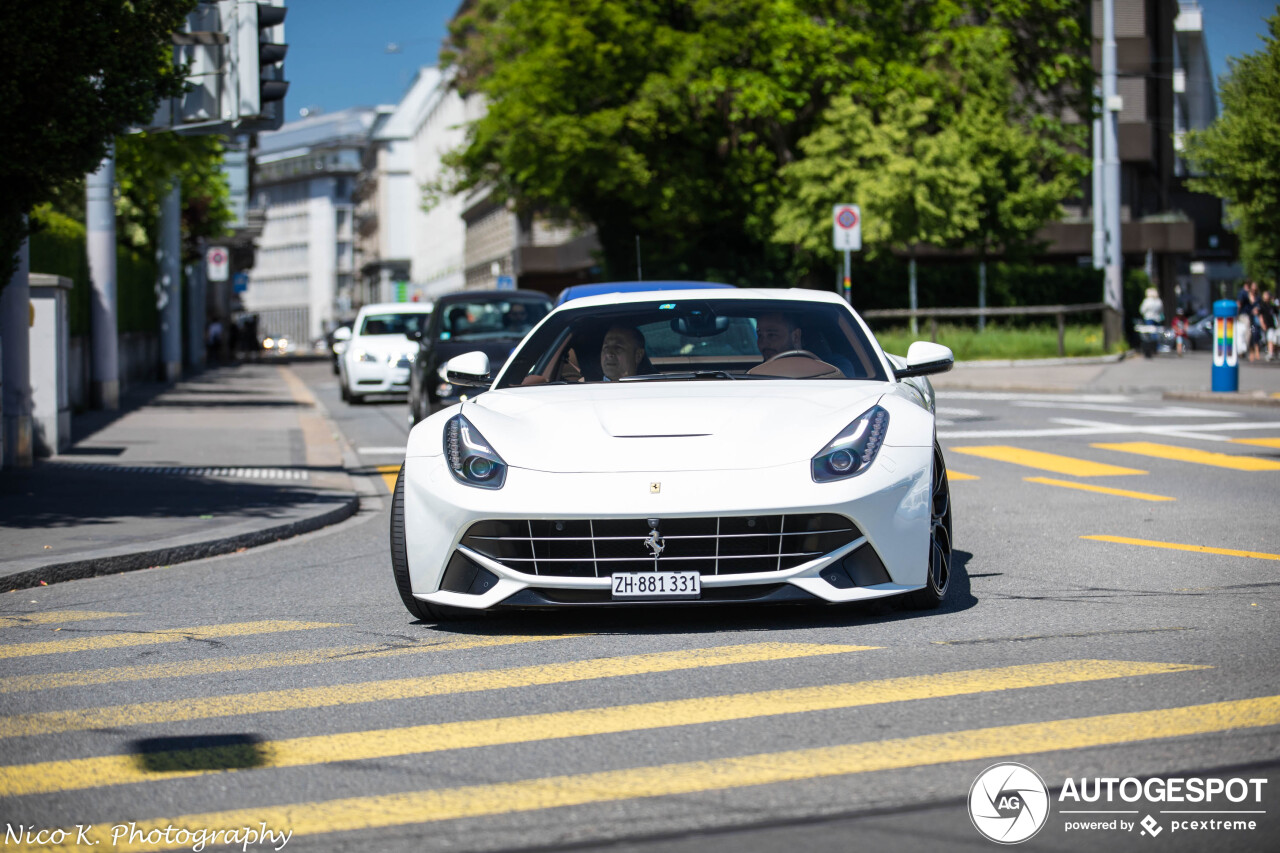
(158, 179, 183, 381)
(1102, 0, 1125, 349)
(87, 148, 120, 410)
(1, 232, 33, 468)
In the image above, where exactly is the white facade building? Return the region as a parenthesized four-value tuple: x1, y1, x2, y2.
(248, 107, 378, 343)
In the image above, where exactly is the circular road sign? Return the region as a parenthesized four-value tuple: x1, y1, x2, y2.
(836, 207, 859, 229)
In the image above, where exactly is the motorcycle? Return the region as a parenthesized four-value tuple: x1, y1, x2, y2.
(1134, 319, 1164, 358)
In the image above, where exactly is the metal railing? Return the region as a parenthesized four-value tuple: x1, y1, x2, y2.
(861, 302, 1110, 357)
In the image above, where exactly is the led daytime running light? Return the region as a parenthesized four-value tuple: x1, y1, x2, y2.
(812, 406, 889, 482)
(444, 415, 507, 489)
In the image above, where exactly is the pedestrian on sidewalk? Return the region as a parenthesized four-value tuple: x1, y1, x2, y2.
(206, 319, 224, 365)
(1238, 281, 1257, 361)
(1171, 307, 1188, 356)
(1261, 288, 1278, 362)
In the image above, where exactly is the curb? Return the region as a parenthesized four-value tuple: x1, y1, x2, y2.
(949, 352, 1130, 369)
(0, 494, 358, 592)
(1163, 390, 1280, 408)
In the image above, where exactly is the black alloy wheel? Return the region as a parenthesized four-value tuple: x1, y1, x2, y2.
(900, 442, 953, 610)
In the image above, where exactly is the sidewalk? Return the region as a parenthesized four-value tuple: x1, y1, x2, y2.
(931, 350, 1280, 404)
(0, 363, 362, 591)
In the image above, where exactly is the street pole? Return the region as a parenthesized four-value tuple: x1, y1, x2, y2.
(158, 178, 183, 381)
(1091, 86, 1105, 272)
(909, 251, 919, 337)
(978, 259, 987, 332)
(186, 258, 206, 371)
(1, 231, 33, 468)
(1102, 0, 1124, 350)
(843, 249, 851, 304)
(87, 147, 120, 410)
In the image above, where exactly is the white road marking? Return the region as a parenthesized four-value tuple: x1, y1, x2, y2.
(358, 446, 407, 455)
(1012, 401, 1241, 418)
(939, 418, 1280, 441)
(937, 391, 1134, 403)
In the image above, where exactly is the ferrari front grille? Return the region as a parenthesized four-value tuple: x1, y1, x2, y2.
(459, 514, 862, 578)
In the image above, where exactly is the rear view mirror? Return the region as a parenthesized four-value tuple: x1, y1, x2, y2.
(669, 305, 729, 337)
(895, 341, 954, 379)
(445, 351, 492, 387)
(332, 326, 352, 342)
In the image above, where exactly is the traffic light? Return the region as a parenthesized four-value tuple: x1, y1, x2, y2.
(235, 1, 289, 129)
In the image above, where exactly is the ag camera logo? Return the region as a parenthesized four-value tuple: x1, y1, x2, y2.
(969, 762, 1051, 844)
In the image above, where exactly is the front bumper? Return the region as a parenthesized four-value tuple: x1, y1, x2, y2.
(348, 361, 411, 395)
(402, 447, 933, 610)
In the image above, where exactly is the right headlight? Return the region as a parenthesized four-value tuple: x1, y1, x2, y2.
(444, 414, 507, 489)
(354, 349, 378, 363)
(811, 405, 889, 483)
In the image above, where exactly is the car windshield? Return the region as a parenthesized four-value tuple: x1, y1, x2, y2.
(495, 298, 888, 388)
(359, 312, 430, 336)
(439, 299, 551, 341)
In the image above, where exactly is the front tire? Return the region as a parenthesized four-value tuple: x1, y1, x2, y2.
(900, 442, 952, 610)
(389, 464, 483, 622)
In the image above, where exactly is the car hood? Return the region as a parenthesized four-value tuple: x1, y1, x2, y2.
(462, 381, 890, 473)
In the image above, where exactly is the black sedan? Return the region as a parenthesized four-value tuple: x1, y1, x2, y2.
(407, 290, 553, 425)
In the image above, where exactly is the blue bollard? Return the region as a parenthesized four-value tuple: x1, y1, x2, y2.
(1212, 298, 1239, 392)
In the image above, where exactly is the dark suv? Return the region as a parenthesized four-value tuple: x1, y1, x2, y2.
(407, 289, 553, 425)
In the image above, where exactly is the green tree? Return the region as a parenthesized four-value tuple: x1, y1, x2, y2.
(114, 132, 233, 262)
(0, 0, 196, 287)
(1182, 11, 1280, 286)
(443, 0, 1091, 287)
(774, 17, 1086, 301)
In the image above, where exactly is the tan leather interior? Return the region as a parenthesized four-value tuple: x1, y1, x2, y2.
(747, 355, 844, 379)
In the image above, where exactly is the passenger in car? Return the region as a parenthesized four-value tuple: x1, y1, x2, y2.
(600, 325, 647, 380)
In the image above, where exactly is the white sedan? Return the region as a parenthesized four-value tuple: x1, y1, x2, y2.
(337, 303, 432, 403)
(390, 288, 954, 621)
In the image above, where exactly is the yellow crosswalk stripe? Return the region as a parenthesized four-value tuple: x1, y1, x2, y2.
(948, 470, 979, 481)
(950, 446, 1146, 477)
(1083, 535, 1280, 562)
(1230, 437, 1280, 449)
(22, 694, 1280, 853)
(0, 659, 1202, 797)
(1024, 477, 1174, 502)
(0, 621, 341, 660)
(1092, 441, 1280, 471)
(377, 464, 399, 493)
(0, 634, 574, 695)
(0, 611, 132, 628)
(0, 642, 874, 739)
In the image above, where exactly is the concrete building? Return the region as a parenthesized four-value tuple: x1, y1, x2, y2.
(1039, 0, 1225, 313)
(248, 107, 378, 344)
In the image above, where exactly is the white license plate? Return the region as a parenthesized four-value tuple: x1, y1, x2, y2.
(611, 571, 701, 600)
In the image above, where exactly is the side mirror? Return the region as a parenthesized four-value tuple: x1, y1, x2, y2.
(895, 341, 954, 379)
(444, 351, 492, 387)
(332, 326, 352, 342)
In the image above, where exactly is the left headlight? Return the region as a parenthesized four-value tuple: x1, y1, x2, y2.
(444, 414, 507, 489)
(811, 405, 889, 483)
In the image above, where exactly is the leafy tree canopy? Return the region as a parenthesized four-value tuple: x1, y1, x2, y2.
(0, 0, 196, 286)
(1182, 11, 1280, 286)
(442, 0, 1091, 286)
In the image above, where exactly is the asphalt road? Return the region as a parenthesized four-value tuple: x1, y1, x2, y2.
(1, 361, 1278, 853)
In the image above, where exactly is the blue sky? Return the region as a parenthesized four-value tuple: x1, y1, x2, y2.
(283, 0, 1277, 118)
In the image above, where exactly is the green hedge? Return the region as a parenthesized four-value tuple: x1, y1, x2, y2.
(29, 222, 160, 336)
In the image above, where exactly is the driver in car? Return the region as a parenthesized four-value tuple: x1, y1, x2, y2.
(755, 313, 802, 361)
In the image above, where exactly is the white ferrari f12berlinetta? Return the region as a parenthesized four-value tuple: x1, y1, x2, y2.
(390, 287, 955, 621)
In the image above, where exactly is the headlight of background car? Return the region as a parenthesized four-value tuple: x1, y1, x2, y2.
(354, 349, 378, 363)
(811, 405, 889, 483)
(444, 414, 507, 489)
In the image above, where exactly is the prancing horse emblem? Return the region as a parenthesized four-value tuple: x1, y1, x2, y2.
(644, 518, 665, 560)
